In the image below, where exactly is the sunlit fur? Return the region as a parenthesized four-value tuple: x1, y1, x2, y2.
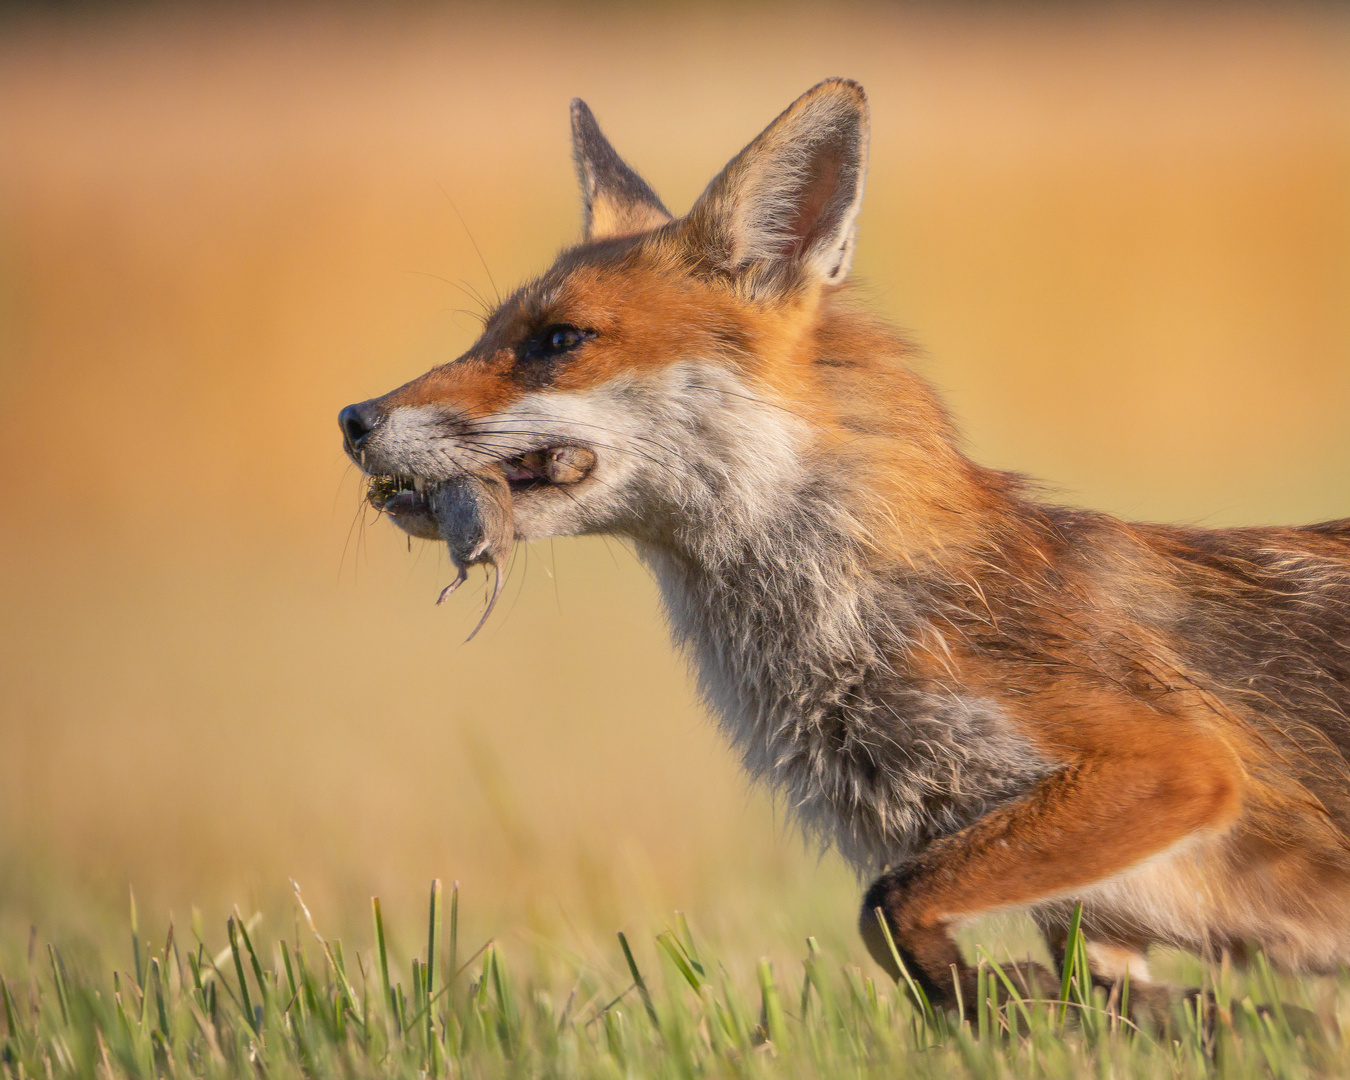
(343, 79, 1350, 1009)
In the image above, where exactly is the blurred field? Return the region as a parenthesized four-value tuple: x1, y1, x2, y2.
(0, 1, 1348, 965)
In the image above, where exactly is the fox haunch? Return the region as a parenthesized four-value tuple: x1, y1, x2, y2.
(340, 80, 1350, 1011)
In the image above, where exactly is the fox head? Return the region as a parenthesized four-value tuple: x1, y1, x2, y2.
(339, 79, 904, 564)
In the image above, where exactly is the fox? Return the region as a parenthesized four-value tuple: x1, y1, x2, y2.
(339, 79, 1350, 1014)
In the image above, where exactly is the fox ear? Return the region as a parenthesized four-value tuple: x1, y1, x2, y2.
(571, 99, 672, 241)
(684, 79, 869, 289)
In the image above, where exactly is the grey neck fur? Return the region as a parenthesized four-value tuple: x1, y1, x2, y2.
(630, 374, 1048, 873)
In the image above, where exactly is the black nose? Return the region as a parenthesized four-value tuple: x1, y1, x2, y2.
(339, 401, 383, 451)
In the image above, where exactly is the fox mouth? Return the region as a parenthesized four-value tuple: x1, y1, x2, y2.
(366, 474, 441, 539)
(366, 445, 596, 538)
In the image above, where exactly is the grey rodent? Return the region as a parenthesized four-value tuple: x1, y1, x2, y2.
(431, 470, 515, 641)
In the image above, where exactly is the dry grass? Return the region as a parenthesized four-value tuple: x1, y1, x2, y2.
(0, 2, 1348, 975)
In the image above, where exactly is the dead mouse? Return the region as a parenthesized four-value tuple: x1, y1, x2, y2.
(429, 470, 515, 641)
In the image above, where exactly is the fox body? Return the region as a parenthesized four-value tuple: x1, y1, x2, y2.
(340, 81, 1350, 1007)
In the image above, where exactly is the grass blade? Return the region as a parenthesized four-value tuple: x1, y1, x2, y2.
(291, 880, 364, 1028)
(47, 944, 71, 1027)
(372, 897, 394, 1024)
(448, 881, 459, 1004)
(227, 918, 257, 1034)
(617, 932, 660, 1031)
(129, 886, 144, 990)
(674, 912, 704, 979)
(655, 932, 702, 992)
(425, 879, 443, 1073)
(1059, 901, 1084, 1022)
(757, 959, 787, 1048)
(233, 907, 269, 1014)
(872, 907, 935, 1027)
(1, 975, 27, 1050)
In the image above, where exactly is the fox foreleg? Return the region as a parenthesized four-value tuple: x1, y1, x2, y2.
(860, 737, 1241, 1009)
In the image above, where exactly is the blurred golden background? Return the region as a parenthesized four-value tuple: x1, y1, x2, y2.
(1, 3, 1348, 965)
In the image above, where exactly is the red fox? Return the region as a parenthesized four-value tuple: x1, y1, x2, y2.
(340, 80, 1350, 1010)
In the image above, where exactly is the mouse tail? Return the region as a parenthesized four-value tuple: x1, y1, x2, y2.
(463, 561, 506, 643)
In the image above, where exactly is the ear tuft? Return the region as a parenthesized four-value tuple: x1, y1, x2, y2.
(571, 99, 672, 241)
(684, 79, 869, 289)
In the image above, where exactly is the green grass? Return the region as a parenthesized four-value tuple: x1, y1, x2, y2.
(0, 882, 1343, 1080)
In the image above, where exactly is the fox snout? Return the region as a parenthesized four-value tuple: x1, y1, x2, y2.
(338, 391, 478, 484)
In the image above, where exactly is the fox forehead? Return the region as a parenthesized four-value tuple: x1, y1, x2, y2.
(381, 238, 764, 419)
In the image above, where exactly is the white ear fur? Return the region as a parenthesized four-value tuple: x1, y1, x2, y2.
(571, 99, 672, 241)
(686, 79, 869, 287)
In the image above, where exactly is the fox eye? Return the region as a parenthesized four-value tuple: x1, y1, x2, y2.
(520, 324, 595, 363)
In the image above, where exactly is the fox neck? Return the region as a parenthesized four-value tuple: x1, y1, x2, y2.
(631, 354, 1048, 870)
